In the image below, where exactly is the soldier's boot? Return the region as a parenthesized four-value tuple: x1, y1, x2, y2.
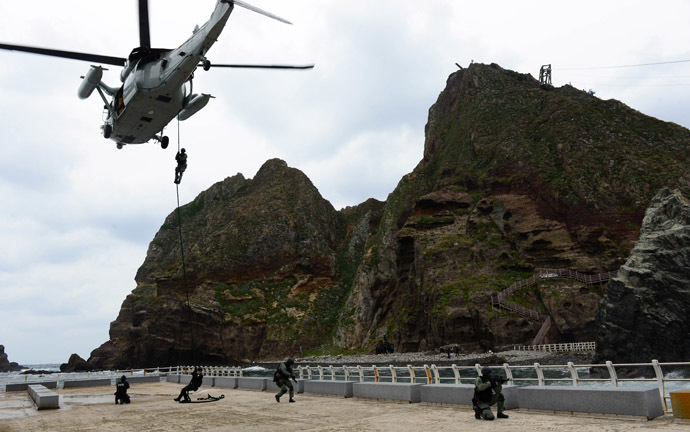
(275, 394, 280, 403)
(473, 406, 482, 419)
(289, 398, 296, 403)
(496, 398, 507, 418)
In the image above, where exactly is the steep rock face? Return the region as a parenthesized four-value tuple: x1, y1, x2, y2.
(89, 63, 690, 367)
(0, 345, 22, 372)
(88, 159, 384, 368)
(595, 188, 690, 362)
(336, 63, 690, 352)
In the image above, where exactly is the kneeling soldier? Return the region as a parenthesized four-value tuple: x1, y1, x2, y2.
(473, 366, 509, 420)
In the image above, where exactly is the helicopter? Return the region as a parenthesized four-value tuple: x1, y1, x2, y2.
(0, 0, 313, 149)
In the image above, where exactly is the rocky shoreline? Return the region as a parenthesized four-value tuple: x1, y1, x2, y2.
(256, 349, 595, 368)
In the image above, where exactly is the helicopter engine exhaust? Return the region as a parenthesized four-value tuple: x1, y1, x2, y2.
(178, 93, 212, 121)
(78, 65, 105, 100)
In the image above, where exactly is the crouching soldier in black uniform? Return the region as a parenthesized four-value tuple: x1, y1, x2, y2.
(274, 358, 297, 403)
(174, 367, 203, 403)
(115, 375, 130, 404)
(473, 366, 509, 420)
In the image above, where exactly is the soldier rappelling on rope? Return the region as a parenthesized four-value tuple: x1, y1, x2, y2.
(174, 148, 187, 184)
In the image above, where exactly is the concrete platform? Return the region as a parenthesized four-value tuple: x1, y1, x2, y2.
(517, 385, 665, 419)
(27, 384, 59, 410)
(353, 382, 424, 403)
(237, 377, 267, 391)
(6, 381, 57, 392)
(125, 376, 163, 384)
(166, 374, 180, 384)
(63, 379, 112, 389)
(304, 380, 354, 398)
(420, 384, 518, 409)
(213, 377, 238, 389)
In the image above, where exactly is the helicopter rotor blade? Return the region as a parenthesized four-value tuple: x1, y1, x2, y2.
(201, 63, 314, 70)
(0, 43, 126, 66)
(232, 0, 292, 25)
(139, 0, 151, 48)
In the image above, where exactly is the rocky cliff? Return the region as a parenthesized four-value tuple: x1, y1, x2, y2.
(335, 63, 690, 353)
(595, 188, 690, 362)
(0, 345, 22, 372)
(88, 63, 690, 368)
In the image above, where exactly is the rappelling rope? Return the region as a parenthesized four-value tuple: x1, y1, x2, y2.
(174, 116, 197, 365)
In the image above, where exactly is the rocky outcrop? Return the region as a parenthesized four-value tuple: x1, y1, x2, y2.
(87, 63, 690, 368)
(595, 188, 690, 362)
(335, 63, 690, 353)
(87, 159, 384, 369)
(0, 345, 22, 372)
(60, 353, 91, 372)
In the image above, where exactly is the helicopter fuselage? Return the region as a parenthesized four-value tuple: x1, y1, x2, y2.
(102, 0, 234, 146)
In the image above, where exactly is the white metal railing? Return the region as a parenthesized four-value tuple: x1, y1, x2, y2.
(294, 360, 690, 413)
(513, 341, 596, 353)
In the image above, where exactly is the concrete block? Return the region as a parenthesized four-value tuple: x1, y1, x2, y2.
(214, 377, 238, 389)
(671, 390, 690, 419)
(179, 375, 192, 385)
(166, 374, 181, 384)
(6, 381, 57, 392)
(63, 378, 112, 388)
(353, 382, 424, 403)
(125, 376, 163, 384)
(237, 377, 267, 391)
(517, 386, 665, 419)
(202, 377, 215, 388)
(28, 384, 59, 410)
(304, 380, 354, 398)
(419, 384, 518, 410)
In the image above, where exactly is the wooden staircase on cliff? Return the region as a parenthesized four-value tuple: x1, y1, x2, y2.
(491, 269, 617, 345)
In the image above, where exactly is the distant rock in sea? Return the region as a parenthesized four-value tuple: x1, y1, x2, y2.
(60, 353, 92, 372)
(0, 344, 23, 372)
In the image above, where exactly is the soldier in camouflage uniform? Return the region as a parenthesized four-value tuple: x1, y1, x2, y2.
(473, 366, 509, 420)
(274, 358, 297, 403)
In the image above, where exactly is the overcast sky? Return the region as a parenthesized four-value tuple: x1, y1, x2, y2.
(1, 1, 689, 365)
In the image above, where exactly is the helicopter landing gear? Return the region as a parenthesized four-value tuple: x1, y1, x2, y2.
(203, 59, 211, 71)
(103, 124, 112, 139)
(161, 136, 169, 149)
(116, 143, 124, 149)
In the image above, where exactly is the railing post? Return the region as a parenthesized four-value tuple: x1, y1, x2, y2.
(408, 365, 415, 383)
(390, 365, 397, 383)
(297, 366, 304, 379)
(452, 364, 461, 384)
(431, 364, 440, 384)
(317, 366, 324, 381)
(307, 366, 312, 380)
(357, 365, 364, 382)
(651, 360, 667, 410)
(329, 365, 336, 381)
(424, 364, 432, 384)
(567, 361, 579, 386)
(502, 363, 514, 385)
(605, 361, 618, 386)
(474, 363, 483, 377)
(344, 365, 350, 382)
(373, 365, 379, 382)
(534, 363, 545, 386)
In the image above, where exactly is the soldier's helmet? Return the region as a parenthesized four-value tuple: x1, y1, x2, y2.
(481, 366, 492, 376)
(286, 358, 295, 365)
